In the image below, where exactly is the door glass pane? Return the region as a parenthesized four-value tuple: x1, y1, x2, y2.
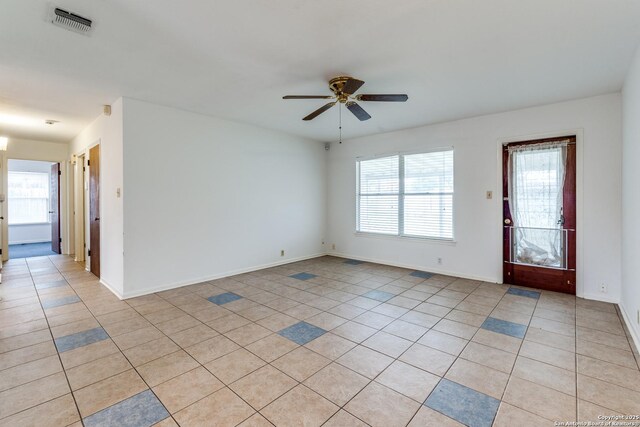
(510, 146, 566, 268)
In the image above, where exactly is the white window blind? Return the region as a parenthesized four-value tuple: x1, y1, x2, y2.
(357, 149, 454, 240)
(357, 155, 399, 234)
(8, 171, 50, 224)
(403, 151, 454, 239)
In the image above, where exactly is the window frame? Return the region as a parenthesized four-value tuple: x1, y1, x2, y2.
(356, 147, 455, 242)
(7, 170, 52, 226)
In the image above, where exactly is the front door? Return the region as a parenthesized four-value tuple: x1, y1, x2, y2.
(89, 145, 100, 277)
(50, 163, 61, 254)
(503, 136, 576, 294)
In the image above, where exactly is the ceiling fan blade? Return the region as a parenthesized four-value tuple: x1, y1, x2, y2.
(346, 101, 371, 121)
(302, 101, 337, 121)
(283, 95, 334, 99)
(357, 94, 408, 102)
(342, 78, 365, 95)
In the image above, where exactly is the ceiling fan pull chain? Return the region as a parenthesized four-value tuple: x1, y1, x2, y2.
(339, 103, 342, 144)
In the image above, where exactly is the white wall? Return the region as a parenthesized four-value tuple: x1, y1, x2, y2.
(71, 98, 124, 296)
(328, 93, 622, 302)
(622, 45, 640, 348)
(1, 138, 69, 260)
(9, 224, 50, 245)
(121, 98, 326, 298)
(8, 224, 51, 245)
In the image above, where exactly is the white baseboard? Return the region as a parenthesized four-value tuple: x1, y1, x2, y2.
(619, 303, 640, 356)
(99, 278, 124, 300)
(327, 251, 499, 284)
(120, 252, 328, 299)
(9, 239, 51, 245)
(580, 292, 620, 304)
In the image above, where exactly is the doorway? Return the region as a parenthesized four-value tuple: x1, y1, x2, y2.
(73, 145, 100, 277)
(502, 136, 577, 294)
(6, 159, 61, 259)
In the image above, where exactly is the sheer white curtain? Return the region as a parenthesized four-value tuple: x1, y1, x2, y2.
(508, 141, 568, 267)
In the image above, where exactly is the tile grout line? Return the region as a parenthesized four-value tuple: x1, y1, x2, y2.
(5, 256, 635, 426)
(130, 267, 432, 425)
(5, 257, 175, 426)
(146, 266, 574, 426)
(10, 257, 87, 427)
(127, 261, 639, 423)
(403, 284, 529, 426)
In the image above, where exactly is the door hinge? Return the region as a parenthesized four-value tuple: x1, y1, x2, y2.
(83, 167, 85, 172)
(59, 238, 62, 243)
(0, 249, 3, 255)
(58, 171, 61, 176)
(87, 160, 90, 166)
(88, 250, 91, 256)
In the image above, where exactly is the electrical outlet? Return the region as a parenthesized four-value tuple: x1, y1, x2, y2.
(332, 244, 336, 250)
(280, 250, 284, 257)
(600, 283, 607, 293)
(437, 257, 442, 265)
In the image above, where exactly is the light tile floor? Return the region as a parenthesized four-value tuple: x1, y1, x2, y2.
(1, 255, 639, 427)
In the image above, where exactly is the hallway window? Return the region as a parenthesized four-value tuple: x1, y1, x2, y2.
(8, 171, 50, 224)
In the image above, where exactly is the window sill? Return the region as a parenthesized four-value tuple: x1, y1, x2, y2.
(8, 222, 52, 226)
(354, 231, 457, 245)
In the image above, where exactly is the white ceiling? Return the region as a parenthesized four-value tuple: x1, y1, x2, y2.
(1, 0, 640, 143)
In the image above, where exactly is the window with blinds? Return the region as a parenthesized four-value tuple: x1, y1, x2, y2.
(357, 149, 454, 240)
(8, 171, 51, 225)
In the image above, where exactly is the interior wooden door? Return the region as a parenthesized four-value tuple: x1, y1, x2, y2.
(503, 136, 576, 294)
(89, 145, 100, 277)
(50, 163, 61, 254)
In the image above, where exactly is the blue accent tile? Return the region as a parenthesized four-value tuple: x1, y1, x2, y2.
(344, 259, 364, 265)
(55, 327, 110, 353)
(410, 270, 434, 279)
(481, 317, 527, 339)
(84, 389, 169, 427)
(41, 295, 81, 309)
(36, 280, 68, 290)
(278, 321, 326, 345)
(363, 290, 395, 302)
(289, 272, 317, 281)
(207, 292, 243, 305)
(425, 379, 500, 427)
(507, 287, 541, 299)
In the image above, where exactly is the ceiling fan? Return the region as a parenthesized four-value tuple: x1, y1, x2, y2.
(283, 76, 408, 121)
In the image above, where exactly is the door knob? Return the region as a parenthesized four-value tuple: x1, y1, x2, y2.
(504, 219, 512, 225)
(95, 217, 100, 221)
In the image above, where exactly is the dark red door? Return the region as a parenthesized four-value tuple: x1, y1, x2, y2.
(50, 163, 61, 254)
(503, 136, 576, 294)
(89, 145, 100, 277)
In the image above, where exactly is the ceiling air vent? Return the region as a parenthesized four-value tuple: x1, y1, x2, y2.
(51, 7, 93, 35)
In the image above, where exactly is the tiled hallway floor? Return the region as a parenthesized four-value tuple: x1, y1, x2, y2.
(1, 255, 639, 426)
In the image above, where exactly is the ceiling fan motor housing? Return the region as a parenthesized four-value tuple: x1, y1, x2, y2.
(329, 76, 353, 103)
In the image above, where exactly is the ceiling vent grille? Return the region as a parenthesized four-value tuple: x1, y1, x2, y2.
(51, 7, 93, 35)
